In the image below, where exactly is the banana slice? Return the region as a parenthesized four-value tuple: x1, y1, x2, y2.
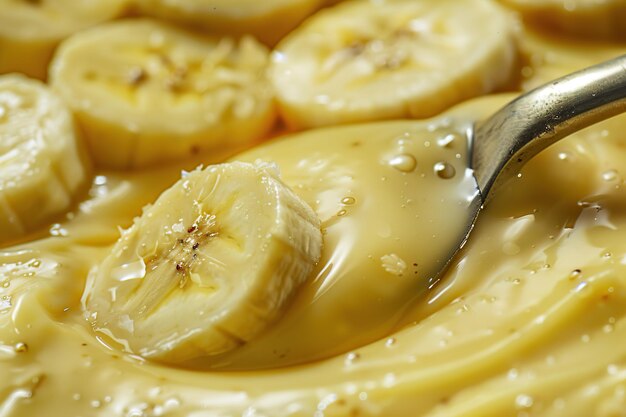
(82, 161, 322, 364)
(0, 0, 129, 80)
(135, 0, 324, 46)
(500, 0, 626, 40)
(49, 19, 276, 169)
(270, 0, 518, 129)
(0, 74, 88, 242)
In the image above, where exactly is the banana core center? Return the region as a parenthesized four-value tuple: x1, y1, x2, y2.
(128, 212, 220, 318)
(161, 212, 220, 289)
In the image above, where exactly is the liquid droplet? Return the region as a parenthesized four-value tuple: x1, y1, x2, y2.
(434, 162, 456, 179)
(49, 223, 68, 237)
(345, 351, 360, 365)
(94, 175, 107, 186)
(515, 394, 534, 409)
(602, 169, 619, 182)
(14, 342, 28, 353)
(341, 196, 356, 205)
(389, 154, 417, 173)
(0, 295, 11, 312)
(337, 209, 347, 217)
(557, 151, 571, 161)
(436, 133, 458, 147)
(111, 258, 147, 282)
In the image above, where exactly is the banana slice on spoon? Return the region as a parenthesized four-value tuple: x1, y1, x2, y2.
(82, 161, 322, 364)
(49, 19, 276, 169)
(270, 0, 518, 128)
(0, 74, 88, 243)
(0, 0, 129, 80)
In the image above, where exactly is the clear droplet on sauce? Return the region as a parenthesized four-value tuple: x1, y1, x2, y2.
(389, 154, 417, 173)
(0, 295, 11, 312)
(49, 223, 69, 237)
(14, 342, 28, 353)
(436, 133, 459, 148)
(94, 175, 107, 186)
(341, 196, 356, 205)
(515, 394, 534, 409)
(345, 351, 360, 365)
(570, 269, 581, 278)
(434, 162, 456, 179)
(557, 151, 571, 161)
(602, 169, 619, 182)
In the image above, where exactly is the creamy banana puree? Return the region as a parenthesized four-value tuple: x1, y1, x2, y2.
(2, 1, 626, 417)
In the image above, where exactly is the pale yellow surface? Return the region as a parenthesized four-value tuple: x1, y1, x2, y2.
(49, 19, 275, 169)
(499, 0, 626, 39)
(136, 0, 324, 46)
(2, 8, 626, 417)
(0, 0, 129, 79)
(0, 74, 88, 242)
(270, 0, 517, 128)
(84, 161, 323, 364)
(2, 96, 626, 415)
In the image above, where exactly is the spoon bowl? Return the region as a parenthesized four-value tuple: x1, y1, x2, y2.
(438, 55, 626, 286)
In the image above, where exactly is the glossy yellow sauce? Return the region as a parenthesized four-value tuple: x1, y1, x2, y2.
(2, 19, 626, 417)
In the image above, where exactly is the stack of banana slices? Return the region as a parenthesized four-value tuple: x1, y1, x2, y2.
(0, 0, 558, 364)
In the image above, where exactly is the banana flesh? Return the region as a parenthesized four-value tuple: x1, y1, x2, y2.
(135, 0, 324, 46)
(0, 74, 88, 243)
(0, 0, 129, 80)
(49, 19, 276, 169)
(82, 161, 322, 364)
(270, 0, 518, 129)
(500, 0, 626, 40)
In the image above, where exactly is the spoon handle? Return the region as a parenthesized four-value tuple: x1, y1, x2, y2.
(471, 54, 626, 201)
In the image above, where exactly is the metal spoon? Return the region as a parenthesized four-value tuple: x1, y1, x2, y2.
(471, 54, 626, 201)
(441, 54, 626, 283)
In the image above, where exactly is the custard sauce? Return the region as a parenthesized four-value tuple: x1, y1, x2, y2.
(2, 25, 626, 417)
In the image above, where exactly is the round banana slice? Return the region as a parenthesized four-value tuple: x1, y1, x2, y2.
(0, 74, 88, 242)
(82, 161, 322, 364)
(136, 0, 324, 46)
(270, 0, 518, 129)
(49, 19, 276, 169)
(0, 0, 129, 80)
(500, 0, 626, 40)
